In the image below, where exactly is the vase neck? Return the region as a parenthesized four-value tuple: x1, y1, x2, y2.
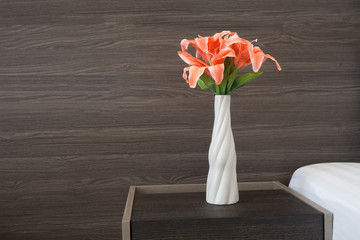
(215, 95, 231, 99)
(214, 95, 231, 119)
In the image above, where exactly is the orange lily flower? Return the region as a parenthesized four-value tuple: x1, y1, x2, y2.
(178, 31, 281, 88)
(178, 31, 236, 88)
(224, 33, 252, 69)
(248, 44, 282, 72)
(224, 33, 281, 72)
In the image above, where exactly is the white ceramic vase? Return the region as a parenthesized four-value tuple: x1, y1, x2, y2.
(206, 95, 239, 205)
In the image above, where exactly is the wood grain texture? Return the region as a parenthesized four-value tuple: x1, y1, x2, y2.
(0, 0, 359, 239)
(131, 190, 323, 240)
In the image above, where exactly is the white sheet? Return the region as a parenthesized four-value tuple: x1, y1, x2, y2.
(289, 162, 360, 240)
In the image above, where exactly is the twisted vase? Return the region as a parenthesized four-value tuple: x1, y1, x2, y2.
(206, 95, 239, 205)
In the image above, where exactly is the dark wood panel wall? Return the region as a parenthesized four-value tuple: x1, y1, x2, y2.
(0, 0, 359, 239)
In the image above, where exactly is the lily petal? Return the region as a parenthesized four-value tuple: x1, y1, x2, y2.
(233, 43, 251, 69)
(213, 31, 233, 50)
(264, 54, 282, 71)
(249, 46, 265, 72)
(228, 41, 249, 69)
(180, 39, 195, 52)
(212, 30, 232, 40)
(178, 51, 207, 67)
(208, 64, 224, 85)
(251, 54, 264, 72)
(248, 45, 281, 72)
(226, 33, 249, 46)
(208, 37, 219, 54)
(180, 39, 207, 60)
(182, 66, 191, 83)
(195, 36, 209, 53)
(212, 47, 236, 65)
(188, 66, 207, 88)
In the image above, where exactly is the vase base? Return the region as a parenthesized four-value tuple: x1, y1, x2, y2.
(206, 199, 239, 206)
(206, 192, 239, 205)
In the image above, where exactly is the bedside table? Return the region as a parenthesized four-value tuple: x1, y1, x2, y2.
(122, 181, 332, 240)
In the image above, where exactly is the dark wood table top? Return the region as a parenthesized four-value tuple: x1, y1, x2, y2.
(132, 189, 321, 222)
(130, 188, 324, 240)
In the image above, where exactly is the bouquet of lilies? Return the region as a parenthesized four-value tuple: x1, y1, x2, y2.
(178, 31, 281, 94)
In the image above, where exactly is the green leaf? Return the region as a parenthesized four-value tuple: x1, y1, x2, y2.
(230, 70, 264, 93)
(218, 79, 227, 95)
(200, 73, 213, 85)
(215, 84, 220, 94)
(227, 67, 241, 93)
(198, 74, 216, 93)
(218, 65, 231, 95)
(197, 78, 208, 89)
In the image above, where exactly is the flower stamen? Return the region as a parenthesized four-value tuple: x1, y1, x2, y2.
(251, 39, 258, 44)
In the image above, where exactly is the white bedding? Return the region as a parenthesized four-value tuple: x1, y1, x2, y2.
(289, 162, 360, 240)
